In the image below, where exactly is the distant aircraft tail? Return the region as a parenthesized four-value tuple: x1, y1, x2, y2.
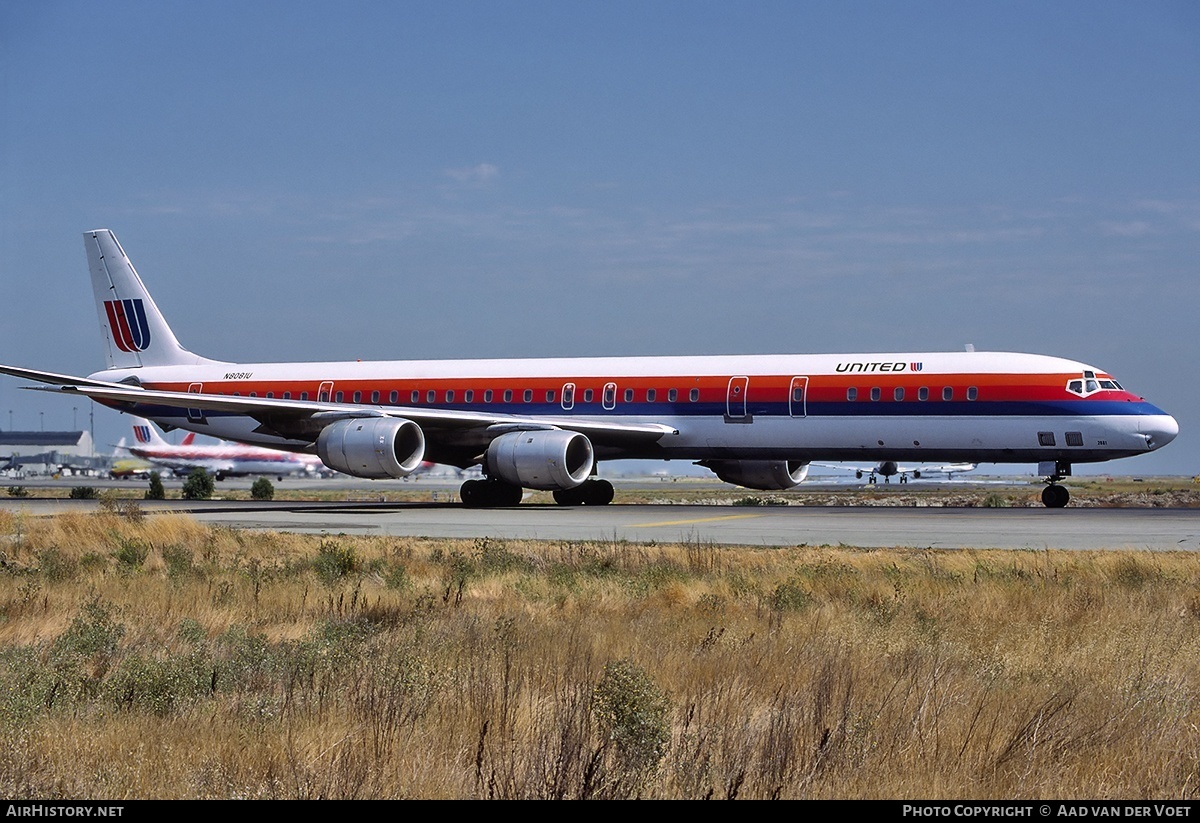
(85, 229, 219, 370)
(130, 416, 168, 447)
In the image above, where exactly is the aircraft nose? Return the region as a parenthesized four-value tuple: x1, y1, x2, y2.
(1141, 414, 1179, 451)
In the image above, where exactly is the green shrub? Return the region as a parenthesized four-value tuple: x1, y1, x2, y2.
(181, 468, 214, 500)
(7, 486, 28, 497)
(314, 540, 360, 586)
(145, 471, 165, 500)
(68, 486, 97, 500)
(593, 658, 671, 791)
(250, 477, 274, 500)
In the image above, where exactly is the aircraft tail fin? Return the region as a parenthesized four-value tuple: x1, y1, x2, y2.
(85, 229, 218, 370)
(130, 416, 167, 447)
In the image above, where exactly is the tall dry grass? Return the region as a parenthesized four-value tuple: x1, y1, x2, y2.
(1, 505, 1199, 799)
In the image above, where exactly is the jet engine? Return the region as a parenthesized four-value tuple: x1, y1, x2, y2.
(317, 417, 425, 479)
(700, 459, 810, 491)
(485, 430, 594, 491)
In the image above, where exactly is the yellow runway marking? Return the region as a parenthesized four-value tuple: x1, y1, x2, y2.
(630, 513, 765, 528)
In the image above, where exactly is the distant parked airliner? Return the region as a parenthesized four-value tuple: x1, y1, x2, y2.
(122, 415, 325, 480)
(0, 230, 1178, 507)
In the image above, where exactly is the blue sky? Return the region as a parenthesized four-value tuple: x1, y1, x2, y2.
(1, 1, 1197, 476)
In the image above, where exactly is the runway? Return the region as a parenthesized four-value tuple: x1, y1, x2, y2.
(6, 496, 1199, 551)
(178, 502, 1200, 551)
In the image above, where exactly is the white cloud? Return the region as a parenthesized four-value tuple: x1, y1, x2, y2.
(445, 163, 500, 186)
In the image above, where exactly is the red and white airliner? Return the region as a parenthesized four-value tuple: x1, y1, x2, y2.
(123, 415, 325, 480)
(0, 230, 1178, 507)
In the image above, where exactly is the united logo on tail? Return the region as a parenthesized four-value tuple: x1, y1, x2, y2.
(103, 298, 151, 352)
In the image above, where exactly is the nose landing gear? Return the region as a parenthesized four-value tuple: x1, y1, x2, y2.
(1039, 461, 1072, 508)
(1041, 483, 1070, 508)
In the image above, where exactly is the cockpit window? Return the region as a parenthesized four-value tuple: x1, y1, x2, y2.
(1066, 370, 1122, 398)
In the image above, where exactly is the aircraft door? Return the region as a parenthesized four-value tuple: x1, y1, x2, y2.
(187, 383, 204, 422)
(789, 377, 809, 418)
(561, 383, 575, 410)
(318, 381, 333, 403)
(726, 376, 749, 421)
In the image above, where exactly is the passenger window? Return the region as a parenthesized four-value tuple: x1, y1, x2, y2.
(427, 390, 436, 403)
(967, 387, 978, 401)
(690, 388, 699, 402)
(249, 392, 257, 397)
(265, 392, 273, 398)
(390, 390, 398, 403)
(282, 392, 291, 400)
(484, 390, 493, 403)
(334, 391, 343, 402)
(523, 389, 532, 402)
(411, 390, 420, 403)
(847, 387, 857, 401)
(792, 386, 804, 402)
(546, 390, 555, 402)
(918, 387, 928, 401)
(352, 391, 361, 403)
(942, 387, 953, 401)
(583, 389, 593, 403)
(562, 385, 573, 407)
(647, 389, 656, 402)
(894, 387, 904, 401)
(300, 392, 308, 401)
(446, 390, 455, 402)
(603, 385, 614, 405)
(870, 387, 881, 401)
(464, 390, 473, 403)
(625, 388, 634, 402)
(504, 389, 513, 403)
(668, 388, 678, 402)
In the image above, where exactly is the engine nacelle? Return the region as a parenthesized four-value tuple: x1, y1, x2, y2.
(486, 430, 594, 491)
(317, 417, 425, 479)
(701, 459, 810, 491)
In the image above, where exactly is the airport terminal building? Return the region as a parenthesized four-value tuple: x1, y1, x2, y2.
(0, 429, 102, 477)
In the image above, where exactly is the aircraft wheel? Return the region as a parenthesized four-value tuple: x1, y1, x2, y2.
(489, 480, 524, 507)
(460, 479, 482, 507)
(1041, 484, 1070, 508)
(585, 479, 614, 505)
(553, 486, 586, 506)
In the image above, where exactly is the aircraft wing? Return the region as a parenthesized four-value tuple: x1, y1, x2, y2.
(2, 364, 679, 446)
(904, 463, 978, 476)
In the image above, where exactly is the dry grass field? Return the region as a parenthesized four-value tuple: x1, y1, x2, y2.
(2, 496, 1200, 799)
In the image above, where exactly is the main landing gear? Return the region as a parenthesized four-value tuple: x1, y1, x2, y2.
(459, 478, 523, 508)
(552, 479, 615, 506)
(1040, 460, 1072, 508)
(458, 477, 615, 508)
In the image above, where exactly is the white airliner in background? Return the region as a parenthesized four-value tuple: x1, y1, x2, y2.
(814, 460, 978, 484)
(121, 415, 325, 480)
(0, 230, 1179, 508)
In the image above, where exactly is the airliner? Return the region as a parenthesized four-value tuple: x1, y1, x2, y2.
(0, 230, 1178, 508)
(814, 460, 978, 484)
(122, 415, 325, 480)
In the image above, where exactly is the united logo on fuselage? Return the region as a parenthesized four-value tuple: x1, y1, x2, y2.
(104, 299, 151, 352)
(835, 361, 910, 373)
